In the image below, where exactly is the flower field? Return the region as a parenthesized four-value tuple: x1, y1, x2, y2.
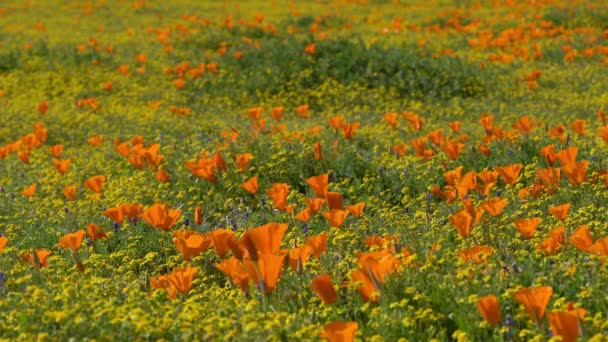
(2, 0, 608, 340)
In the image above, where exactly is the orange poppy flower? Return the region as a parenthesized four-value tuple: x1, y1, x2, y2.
(562, 160, 588, 185)
(241, 176, 259, 194)
(556, 147, 578, 166)
(313, 142, 323, 160)
(288, 244, 313, 271)
(295, 208, 311, 223)
(477, 295, 501, 325)
(477, 169, 499, 185)
(239, 222, 287, 260)
(185, 158, 216, 182)
(306, 232, 328, 259)
(305, 198, 325, 214)
(245, 252, 286, 295)
(548, 310, 585, 342)
(84, 175, 105, 193)
(21, 249, 51, 269)
(37, 101, 49, 114)
(458, 246, 493, 264)
(449, 121, 461, 133)
(141, 203, 182, 231)
(512, 286, 553, 323)
(480, 197, 507, 217)
(48, 145, 63, 159)
(166, 267, 197, 295)
(87, 135, 103, 147)
(194, 206, 203, 225)
(450, 210, 473, 238)
(569, 225, 593, 252)
(103, 206, 125, 224)
(21, 183, 37, 197)
(341, 122, 359, 140)
(549, 203, 571, 221)
(349, 269, 379, 303)
(540, 144, 556, 166)
(323, 209, 349, 228)
(208, 228, 242, 259)
(512, 115, 536, 134)
(325, 192, 343, 210)
(570, 119, 586, 135)
(266, 183, 290, 210)
(496, 163, 522, 185)
(156, 169, 170, 182)
(121, 203, 142, 220)
(52, 159, 71, 175)
(442, 140, 465, 160)
(304, 43, 316, 55)
(329, 115, 344, 129)
(513, 218, 540, 239)
(295, 105, 308, 118)
(235, 153, 253, 172)
(598, 125, 608, 143)
(57, 230, 86, 252)
(0, 237, 8, 254)
(320, 321, 358, 342)
(62, 185, 76, 201)
(307, 173, 328, 198)
(382, 112, 399, 129)
(536, 167, 561, 189)
(86, 223, 107, 241)
(216, 257, 250, 293)
(172, 230, 211, 261)
(270, 106, 284, 121)
(346, 202, 365, 217)
(311, 274, 337, 305)
(246, 107, 263, 120)
(150, 274, 177, 299)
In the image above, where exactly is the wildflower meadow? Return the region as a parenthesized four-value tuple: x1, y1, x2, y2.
(2, 0, 608, 340)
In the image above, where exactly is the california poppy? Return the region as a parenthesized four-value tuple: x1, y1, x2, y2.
(307, 173, 328, 198)
(569, 225, 593, 252)
(556, 147, 578, 166)
(52, 159, 71, 176)
(173, 230, 211, 261)
(84, 175, 105, 193)
(480, 197, 507, 217)
(561, 160, 588, 185)
(216, 257, 250, 293)
(540, 144, 557, 166)
(382, 112, 399, 129)
(149, 274, 177, 299)
(349, 269, 379, 303)
(450, 210, 473, 238)
(513, 218, 540, 239)
(306, 198, 325, 214)
(57, 230, 86, 252)
(477, 295, 501, 325)
(235, 153, 253, 172)
(0, 237, 8, 254)
(288, 244, 313, 271)
(87, 135, 103, 147)
(496, 164, 522, 185)
(49, 144, 63, 158)
(313, 142, 323, 160)
(103, 206, 125, 224)
(270, 106, 284, 121)
(245, 251, 286, 295)
(570, 119, 586, 135)
(341, 122, 359, 140)
(311, 274, 337, 305)
(325, 192, 344, 210)
(208, 228, 242, 259)
(241, 176, 259, 194)
(21, 183, 37, 197)
(239, 222, 287, 260)
(62, 185, 76, 201)
(21, 249, 51, 270)
(512, 286, 553, 323)
(459, 246, 493, 264)
(194, 206, 203, 225)
(320, 321, 358, 342)
(346, 202, 365, 217)
(141, 203, 182, 231)
(266, 183, 290, 210)
(295, 105, 309, 118)
(166, 267, 197, 295)
(323, 209, 349, 228)
(156, 169, 170, 182)
(37, 101, 48, 114)
(549, 203, 571, 221)
(548, 310, 584, 342)
(295, 208, 311, 223)
(86, 223, 107, 241)
(306, 232, 328, 259)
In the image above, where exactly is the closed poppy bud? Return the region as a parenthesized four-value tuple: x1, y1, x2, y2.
(477, 295, 501, 325)
(194, 206, 203, 225)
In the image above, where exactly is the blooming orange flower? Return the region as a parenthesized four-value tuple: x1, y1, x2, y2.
(209, 228, 242, 259)
(172, 230, 211, 261)
(320, 321, 358, 342)
(311, 274, 337, 305)
(57, 230, 86, 252)
(307, 173, 328, 198)
(241, 176, 259, 194)
(548, 310, 585, 342)
(458, 246, 493, 264)
(549, 203, 571, 221)
(87, 135, 103, 147)
(235, 153, 253, 172)
(569, 225, 593, 252)
(495, 163, 522, 185)
(266, 183, 290, 210)
(21, 249, 51, 270)
(513, 218, 540, 239)
(166, 267, 197, 295)
(323, 209, 349, 228)
(0, 237, 8, 254)
(62, 186, 76, 201)
(52, 159, 71, 175)
(86, 223, 108, 241)
(246, 107, 263, 120)
(306, 232, 328, 259)
(450, 210, 473, 238)
(37, 101, 48, 114)
(477, 295, 501, 325)
(156, 169, 170, 182)
(21, 183, 37, 197)
(270, 106, 284, 121)
(304, 43, 316, 55)
(325, 192, 343, 210)
(295, 105, 309, 118)
(84, 175, 105, 193)
(287, 244, 313, 271)
(245, 252, 286, 295)
(142, 203, 182, 231)
(216, 257, 250, 293)
(240, 222, 287, 260)
(513, 286, 553, 322)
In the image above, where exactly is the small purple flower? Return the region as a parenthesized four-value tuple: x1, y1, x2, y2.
(130, 217, 138, 226)
(302, 223, 309, 234)
(113, 222, 121, 231)
(511, 263, 521, 273)
(10, 193, 14, 200)
(0, 272, 7, 291)
(64, 207, 69, 214)
(183, 219, 190, 227)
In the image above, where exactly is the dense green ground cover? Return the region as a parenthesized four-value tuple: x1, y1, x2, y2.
(1, 0, 608, 340)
